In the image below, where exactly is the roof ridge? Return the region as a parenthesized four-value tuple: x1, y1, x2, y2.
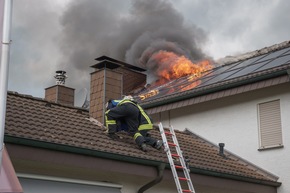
(184, 128, 279, 181)
(217, 40, 290, 65)
(7, 90, 89, 112)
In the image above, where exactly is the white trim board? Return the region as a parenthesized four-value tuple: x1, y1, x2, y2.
(17, 173, 122, 189)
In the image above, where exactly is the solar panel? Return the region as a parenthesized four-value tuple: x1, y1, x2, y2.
(225, 60, 270, 79)
(218, 61, 243, 72)
(254, 54, 290, 72)
(258, 47, 290, 62)
(199, 68, 241, 87)
(220, 48, 290, 81)
(191, 61, 242, 86)
(229, 54, 268, 70)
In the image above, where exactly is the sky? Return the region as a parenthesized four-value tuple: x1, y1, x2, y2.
(5, 0, 290, 105)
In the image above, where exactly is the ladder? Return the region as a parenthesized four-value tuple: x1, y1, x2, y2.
(159, 122, 196, 193)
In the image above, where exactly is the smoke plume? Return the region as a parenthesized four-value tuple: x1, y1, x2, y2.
(58, 0, 209, 86)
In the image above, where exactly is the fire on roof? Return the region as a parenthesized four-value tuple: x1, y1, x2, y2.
(134, 50, 214, 101)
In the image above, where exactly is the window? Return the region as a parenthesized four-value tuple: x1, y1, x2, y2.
(18, 174, 122, 193)
(258, 100, 283, 150)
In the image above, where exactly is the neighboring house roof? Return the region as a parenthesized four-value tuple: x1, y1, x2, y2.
(136, 41, 290, 112)
(4, 91, 280, 186)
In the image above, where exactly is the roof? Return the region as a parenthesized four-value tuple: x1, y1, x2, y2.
(136, 41, 290, 110)
(4, 91, 280, 186)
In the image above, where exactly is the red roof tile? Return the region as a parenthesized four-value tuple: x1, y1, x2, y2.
(4, 91, 279, 185)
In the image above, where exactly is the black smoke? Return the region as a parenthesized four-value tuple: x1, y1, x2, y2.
(59, 0, 209, 84)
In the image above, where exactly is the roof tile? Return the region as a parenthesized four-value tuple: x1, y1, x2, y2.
(4, 91, 279, 183)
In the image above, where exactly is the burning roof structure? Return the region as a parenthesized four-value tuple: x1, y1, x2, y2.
(134, 41, 290, 108)
(136, 55, 213, 101)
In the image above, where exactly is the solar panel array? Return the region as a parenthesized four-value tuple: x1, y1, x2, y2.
(136, 46, 290, 103)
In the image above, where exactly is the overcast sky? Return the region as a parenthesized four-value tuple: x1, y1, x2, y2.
(6, 0, 290, 103)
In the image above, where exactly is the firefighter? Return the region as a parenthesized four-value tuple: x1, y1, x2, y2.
(105, 96, 162, 152)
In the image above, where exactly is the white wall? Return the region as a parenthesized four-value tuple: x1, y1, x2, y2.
(152, 83, 290, 193)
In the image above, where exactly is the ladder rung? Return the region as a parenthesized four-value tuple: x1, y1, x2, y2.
(165, 131, 173, 135)
(171, 154, 180, 157)
(182, 189, 193, 193)
(178, 177, 188, 181)
(175, 165, 184, 169)
(168, 142, 177, 146)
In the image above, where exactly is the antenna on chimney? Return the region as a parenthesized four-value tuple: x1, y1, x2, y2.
(55, 70, 67, 85)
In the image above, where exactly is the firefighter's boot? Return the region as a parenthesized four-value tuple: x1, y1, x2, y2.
(154, 140, 163, 150)
(140, 143, 148, 152)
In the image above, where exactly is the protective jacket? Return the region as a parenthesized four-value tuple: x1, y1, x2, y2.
(105, 98, 155, 147)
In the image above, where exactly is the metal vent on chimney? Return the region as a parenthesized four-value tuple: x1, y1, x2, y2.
(54, 70, 67, 85)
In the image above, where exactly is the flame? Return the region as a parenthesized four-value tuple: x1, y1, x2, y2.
(139, 89, 159, 100)
(137, 51, 214, 100)
(180, 79, 201, 91)
(153, 51, 213, 82)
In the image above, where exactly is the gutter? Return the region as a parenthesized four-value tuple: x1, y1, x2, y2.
(188, 167, 281, 187)
(142, 68, 289, 109)
(5, 135, 281, 187)
(137, 163, 165, 193)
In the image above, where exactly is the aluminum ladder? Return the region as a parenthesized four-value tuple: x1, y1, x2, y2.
(159, 122, 196, 193)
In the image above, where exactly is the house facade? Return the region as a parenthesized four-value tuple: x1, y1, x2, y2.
(3, 54, 283, 192)
(142, 41, 290, 193)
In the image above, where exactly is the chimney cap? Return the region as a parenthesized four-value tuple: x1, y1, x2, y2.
(91, 60, 121, 70)
(92, 55, 146, 72)
(54, 70, 67, 85)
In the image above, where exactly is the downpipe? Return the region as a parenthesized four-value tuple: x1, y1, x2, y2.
(137, 163, 166, 193)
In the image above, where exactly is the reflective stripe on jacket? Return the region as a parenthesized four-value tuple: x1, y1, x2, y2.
(118, 99, 153, 130)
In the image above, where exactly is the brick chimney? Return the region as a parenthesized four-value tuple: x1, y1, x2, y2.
(45, 70, 75, 106)
(90, 56, 146, 123)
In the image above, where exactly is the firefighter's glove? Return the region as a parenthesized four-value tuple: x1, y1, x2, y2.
(108, 133, 119, 140)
